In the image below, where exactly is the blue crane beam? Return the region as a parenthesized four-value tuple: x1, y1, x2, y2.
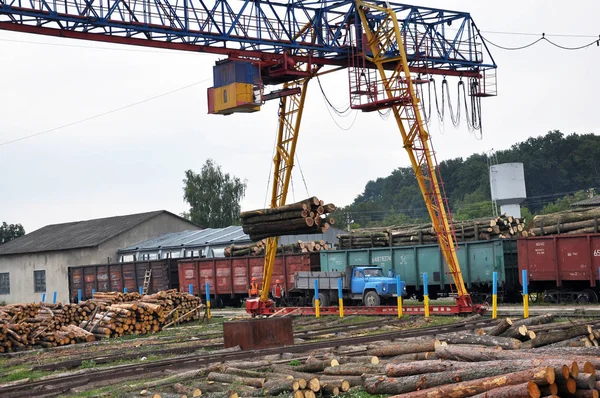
(0, 0, 496, 76)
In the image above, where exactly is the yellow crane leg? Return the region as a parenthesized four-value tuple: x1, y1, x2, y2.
(259, 76, 310, 304)
(356, 1, 472, 307)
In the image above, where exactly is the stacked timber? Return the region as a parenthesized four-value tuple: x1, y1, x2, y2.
(80, 290, 203, 338)
(530, 207, 600, 236)
(0, 290, 203, 352)
(338, 215, 527, 249)
(240, 197, 336, 241)
(157, 313, 600, 398)
(224, 239, 329, 257)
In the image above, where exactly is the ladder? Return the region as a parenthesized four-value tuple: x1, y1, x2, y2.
(142, 269, 152, 294)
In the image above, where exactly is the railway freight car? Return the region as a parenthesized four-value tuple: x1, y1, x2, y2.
(320, 239, 519, 303)
(68, 259, 180, 302)
(178, 252, 320, 307)
(518, 233, 600, 303)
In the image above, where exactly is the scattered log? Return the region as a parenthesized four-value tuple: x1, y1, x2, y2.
(384, 366, 554, 398)
(468, 381, 540, 398)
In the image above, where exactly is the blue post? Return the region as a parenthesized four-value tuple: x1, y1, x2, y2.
(92, 289, 96, 296)
(77, 289, 82, 303)
(124, 287, 128, 293)
(139, 286, 143, 294)
(52, 291, 57, 304)
(337, 278, 344, 318)
(396, 275, 403, 318)
(189, 284, 194, 295)
(423, 273, 429, 317)
(41, 293, 46, 303)
(492, 271, 498, 319)
(205, 283, 211, 319)
(522, 270, 529, 318)
(314, 279, 320, 318)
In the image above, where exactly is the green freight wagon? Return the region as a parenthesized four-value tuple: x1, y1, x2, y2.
(320, 239, 519, 303)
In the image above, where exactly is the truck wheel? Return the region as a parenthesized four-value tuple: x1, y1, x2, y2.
(363, 291, 380, 306)
(312, 293, 329, 307)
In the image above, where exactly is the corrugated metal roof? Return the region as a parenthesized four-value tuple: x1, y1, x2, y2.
(0, 211, 194, 256)
(118, 226, 250, 252)
(571, 196, 600, 207)
(118, 226, 346, 254)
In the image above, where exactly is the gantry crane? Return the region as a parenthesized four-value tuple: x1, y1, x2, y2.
(0, 0, 497, 314)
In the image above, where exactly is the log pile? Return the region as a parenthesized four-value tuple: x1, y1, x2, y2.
(0, 290, 203, 352)
(0, 302, 98, 352)
(171, 314, 600, 398)
(240, 197, 336, 241)
(81, 290, 203, 338)
(224, 239, 330, 257)
(530, 208, 600, 236)
(338, 215, 527, 249)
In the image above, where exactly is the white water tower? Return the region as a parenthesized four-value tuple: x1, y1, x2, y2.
(489, 163, 527, 218)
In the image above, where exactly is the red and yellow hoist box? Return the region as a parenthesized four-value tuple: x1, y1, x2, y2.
(207, 82, 260, 115)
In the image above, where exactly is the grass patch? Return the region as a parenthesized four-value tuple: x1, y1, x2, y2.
(342, 388, 384, 398)
(288, 359, 301, 366)
(0, 368, 49, 383)
(79, 360, 97, 369)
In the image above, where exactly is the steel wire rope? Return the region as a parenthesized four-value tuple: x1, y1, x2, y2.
(316, 74, 351, 116)
(320, 92, 359, 131)
(0, 79, 211, 146)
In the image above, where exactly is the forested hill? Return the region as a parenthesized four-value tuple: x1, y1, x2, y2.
(341, 131, 600, 227)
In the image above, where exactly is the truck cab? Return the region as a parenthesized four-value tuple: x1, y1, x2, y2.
(349, 266, 406, 306)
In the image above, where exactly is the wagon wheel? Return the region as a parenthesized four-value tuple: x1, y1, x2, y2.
(583, 289, 599, 303)
(542, 291, 558, 304)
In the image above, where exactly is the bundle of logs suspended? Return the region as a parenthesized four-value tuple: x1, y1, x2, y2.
(240, 197, 336, 241)
(529, 208, 600, 236)
(224, 239, 330, 257)
(337, 215, 527, 249)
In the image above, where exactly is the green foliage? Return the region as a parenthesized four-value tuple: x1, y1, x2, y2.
(342, 131, 600, 225)
(540, 190, 589, 214)
(0, 222, 25, 245)
(452, 188, 494, 221)
(288, 359, 301, 366)
(183, 159, 247, 228)
(79, 359, 97, 369)
(520, 206, 534, 225)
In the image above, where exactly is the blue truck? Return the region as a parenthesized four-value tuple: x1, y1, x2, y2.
(291, 265, 405, 307)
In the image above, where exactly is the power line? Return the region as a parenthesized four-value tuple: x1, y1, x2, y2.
(481, 34, 600, 51)
(0, 79, 210, 147)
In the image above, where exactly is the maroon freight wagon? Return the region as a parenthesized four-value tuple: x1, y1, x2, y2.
(178, 253, 320, 306)
(68, 259, 180, 302)
(518, 234, 600, 303)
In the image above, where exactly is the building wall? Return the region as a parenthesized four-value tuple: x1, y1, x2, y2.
(0, 248, 97, 304)
(0, 213, 199, 304)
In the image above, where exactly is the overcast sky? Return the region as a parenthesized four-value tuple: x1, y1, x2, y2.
(1, 0, 599, 233)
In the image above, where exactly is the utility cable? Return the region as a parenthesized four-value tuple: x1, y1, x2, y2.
(0, 79, 210, 146)
(480, 33, 600, 51)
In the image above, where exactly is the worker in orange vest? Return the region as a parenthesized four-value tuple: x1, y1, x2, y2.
(249, 277, 259, 298)
(272, 279, 284, 307)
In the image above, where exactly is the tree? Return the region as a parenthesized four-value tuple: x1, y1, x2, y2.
(183, 159, 247, 228)
(0, 222, 25, 244)
(540, 190, 589, 214)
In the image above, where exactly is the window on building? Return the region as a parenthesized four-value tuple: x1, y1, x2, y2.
(34, 270, 46, 293)
(0, 273, 9, 295)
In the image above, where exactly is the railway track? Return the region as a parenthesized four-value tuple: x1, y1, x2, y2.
(1, 317, 498, 397)
(30, 317, 413, 371)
